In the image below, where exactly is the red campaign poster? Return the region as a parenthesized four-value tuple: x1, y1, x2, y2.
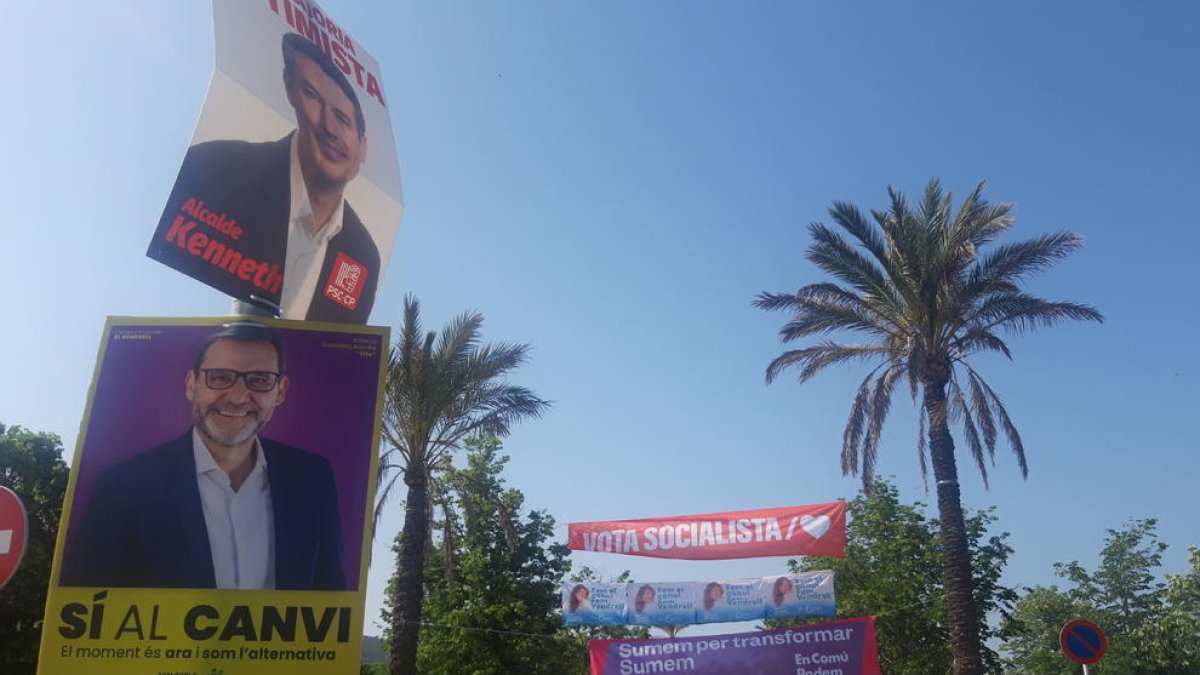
(147, 0, 403, 324)
(568, 502, 846, 561)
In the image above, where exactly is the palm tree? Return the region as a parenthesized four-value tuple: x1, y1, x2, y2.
(755, 180, 1102, 675)
(379, 296, 550, 675)
(657, 625, 690, 638)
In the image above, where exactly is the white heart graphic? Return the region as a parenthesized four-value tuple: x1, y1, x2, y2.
(800, 515, 831, 540)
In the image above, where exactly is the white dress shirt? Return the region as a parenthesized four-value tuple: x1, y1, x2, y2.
(278, 134, 346, 319)
(193, 429, 276, 590)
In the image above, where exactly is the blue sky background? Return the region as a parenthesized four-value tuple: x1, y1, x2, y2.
(4, 1, 1198, 638)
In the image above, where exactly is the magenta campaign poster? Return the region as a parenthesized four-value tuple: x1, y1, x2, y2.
(589, 617, 881, 675)
(58, 317, 386, 591)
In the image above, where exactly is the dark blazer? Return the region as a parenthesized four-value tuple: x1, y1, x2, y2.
(60, 431, 346, 591)
(148, 134, 380, 323)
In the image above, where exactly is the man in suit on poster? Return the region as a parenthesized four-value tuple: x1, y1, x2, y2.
(149, 32, 379, 323)
(61, 322, 346, 590)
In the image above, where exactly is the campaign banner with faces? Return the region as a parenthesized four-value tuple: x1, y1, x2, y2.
(561, 571, 835, 627)
(589, 617, 882, 675)
(627, 582, 702, 626)
(147, 0, 403, 324)
(562, 582, 628, 626)
(568, 502, 847, 561)
(695, 578, 767, 624)
(38, 317, 389, 675)
(763, 572, 836, 619)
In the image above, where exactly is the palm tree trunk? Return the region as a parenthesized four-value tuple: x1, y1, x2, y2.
(923, 376, 985, 675)
(390, 467, 429, 675)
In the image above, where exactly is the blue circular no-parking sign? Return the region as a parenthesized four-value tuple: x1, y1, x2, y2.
(1060, 618, 1107, 665)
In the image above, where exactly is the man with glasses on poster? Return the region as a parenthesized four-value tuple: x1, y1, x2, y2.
(61, 322, 346, 591)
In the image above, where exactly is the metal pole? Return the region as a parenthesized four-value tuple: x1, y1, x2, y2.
(231, 295, 281, 318)
(1082, 664, 1089, 675)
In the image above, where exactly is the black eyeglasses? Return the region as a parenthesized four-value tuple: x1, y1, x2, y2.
(198, 368, 281, 392)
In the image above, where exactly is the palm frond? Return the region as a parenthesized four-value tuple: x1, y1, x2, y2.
(949, 182, 1014, 251)
(859, 367, 902, 490)
(765, 342, 888, 384)
(752, 291, 801, 312)
(976, 297, 1104, 334)
(950, 376, 989, 489)
(841, 371, 877, 476)
(953, 327, 1012, 359)
(775, 297, 896, 343)
(828, 201, 889, 259)
(757, 282, 910, 348)
(807, 223, 895, 301)
(966, 366, 1029, 478)
(371, 469, 403, 540)
(963, 231, 1086, 300)
(966, 369, 998, 454)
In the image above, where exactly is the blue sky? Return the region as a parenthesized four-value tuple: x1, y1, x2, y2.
(4, 1, 1198, 638)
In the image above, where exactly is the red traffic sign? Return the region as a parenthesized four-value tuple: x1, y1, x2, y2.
(0, 486, 29, 590)
(1060, 618, 1107, 665)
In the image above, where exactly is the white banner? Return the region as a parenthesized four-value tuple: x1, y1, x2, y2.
(562, 571, 835, 626)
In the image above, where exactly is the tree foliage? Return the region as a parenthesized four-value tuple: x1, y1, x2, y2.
(1000, 586, 1088, 675)
(411, 436, 574, 675)
(379, 441, 649, 675)
(757, 180, 1101, 674)
(771, 480, 1015, 674)
(379, 297, 550, 675)
(0, 424, 70, 675)
(1002, 519, 1200, 674)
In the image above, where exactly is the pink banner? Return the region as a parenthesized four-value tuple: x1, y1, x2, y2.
(568, 502, 846, 560)
(589, 617, 881, 675)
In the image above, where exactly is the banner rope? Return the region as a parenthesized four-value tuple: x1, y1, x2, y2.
(390, 593, 935, 642)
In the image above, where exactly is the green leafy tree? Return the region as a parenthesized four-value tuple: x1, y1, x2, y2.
(1150, 547, 1200, 672)
(1002, 519, 1200, 674)
(1056, 518, 1167, 637)
(770, 480, 1015, 674)
(414, 436, 574, 674)
(0, 424, 70, 675)
(999, 586, 1084, 675)
(378, 297, 550, 675)
(756, 180, 1101, 674)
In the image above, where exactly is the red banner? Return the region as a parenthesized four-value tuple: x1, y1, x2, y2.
(568, 502, 846, 560)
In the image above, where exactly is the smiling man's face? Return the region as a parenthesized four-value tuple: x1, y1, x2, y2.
(286, 50, 366, 192)
(186, 338, 289, 450)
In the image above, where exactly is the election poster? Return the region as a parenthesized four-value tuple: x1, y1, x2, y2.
(563, 582, 628, 627)
(589, 617, 882, 675)
(568, 502, 847, 560)
(38, 317, 388, 675)
(147, 0, 403, 324)
(627, 582, 701, 627)
(764, 572, 836, 620)
(562, 571, 835, 627)
(695, 578, 770, 624)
